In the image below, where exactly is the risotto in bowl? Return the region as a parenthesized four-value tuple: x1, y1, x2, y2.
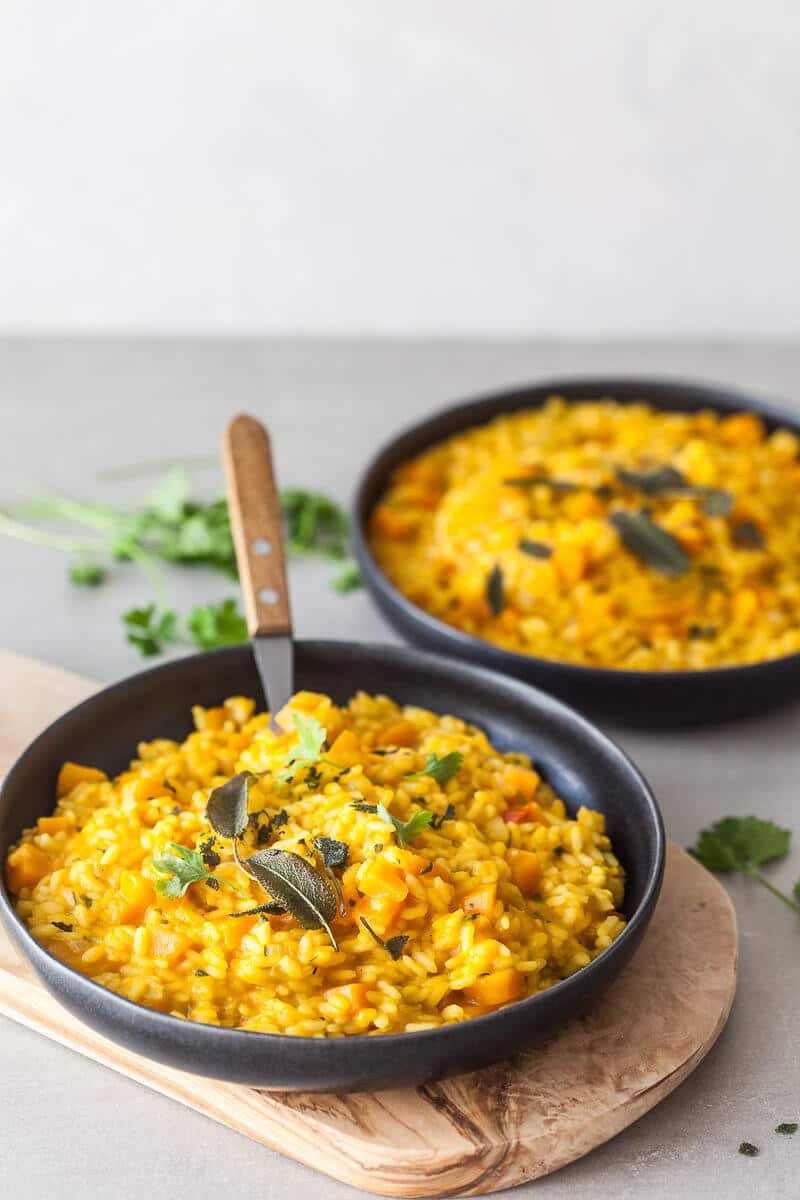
(0, 642, 663, 1090)
(354, 378, 800, 724)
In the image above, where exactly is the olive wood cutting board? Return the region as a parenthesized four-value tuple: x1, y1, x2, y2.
(0, 650, 737, 1197)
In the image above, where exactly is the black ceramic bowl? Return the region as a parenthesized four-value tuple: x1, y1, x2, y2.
(0, 640, 663, 1092)
(353, 376, 800, 726)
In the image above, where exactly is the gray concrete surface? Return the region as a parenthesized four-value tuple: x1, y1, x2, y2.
(1, 339, 799, 1199)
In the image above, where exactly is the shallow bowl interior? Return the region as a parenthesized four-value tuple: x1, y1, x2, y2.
(0, 641, 663, 1092)
(352, 376, 800, 726)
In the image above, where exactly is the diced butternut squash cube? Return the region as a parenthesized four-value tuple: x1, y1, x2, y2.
(461, 882, 497, 915)
(352, 894, 404, 933)
(219, 914, 258, 949)
(191, 705, 228, 732)
(502, 802, 550, 826)
(507, 849, 541, 895)
(6, 844, 51, 892)
(720, 412, 764, 447)
(732, 588, 759, 625)
(36, 815, 72, 836)
(376, 720, 418, 748)
(223, 696, 256, 725)
(118, 870, 155, 921)
(369, 504, 418, 541)
(56, 762, 107, 798)
(131, 777, 174, 803)
(328, 729, 364, 767)
(357, 856, 409, 901)
(463, 967, 525, 1008)
(503, 765, 540, 801)
(324, 982, 372, 1014)
(552, 543, 587, 585)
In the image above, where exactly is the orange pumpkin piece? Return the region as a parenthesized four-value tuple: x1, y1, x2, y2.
(191, 705, 228, 732)
(376, 720, 418, 748)
(507, 849, 541, 895)
(36, 815, 72, 836)
(463, 967, 525, 1008)
(324, 982, 372, 1014)
(56, 762, 108, 798)
(6, 844, 51, 892)
(551, 543, 587, 585)
(328, 729, 364, 767)
(218, 914, 258, 949)
(358, 856, 409, 901)
(502, 802, 550, 826)
(352, 894, 404, 933)
(117, 870, 156, 921)
(461, 882, 497, 915)
(504, 765, 540, 800)
(369, 504, 417, 541)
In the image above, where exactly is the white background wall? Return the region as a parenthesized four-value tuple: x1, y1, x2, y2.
(1, 1, 798, 337)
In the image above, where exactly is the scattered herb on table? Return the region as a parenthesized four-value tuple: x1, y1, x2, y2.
(359, 916, 409, 960)
(406, 751, 463, 785)
(376, 803, 433, 848)
(689, 817, 800, 915)
(776, 1123, 798, 1135)
(0, 469, 361, 659)
(739, 1142, 760, 1157)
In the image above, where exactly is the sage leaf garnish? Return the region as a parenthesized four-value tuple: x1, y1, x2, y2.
(51, 921, 73, 932)
(230, 901, 287, 918)
(245, 848, 339, 949)
(206, 771, 254, 840)
(518, 539, 552, 559)
(732, 519, 765, 549)
(503, 475, 577, 492)
(313, 836, 349, 871)
(360, 916, 409, 960)
(688, 623, 717, 640)
(486, 564, 505, 615)
(430, 803, 456, 830)
(608, 511, 690, 577)
(615, 465, 733, 517)
(351, 801, 378, 813)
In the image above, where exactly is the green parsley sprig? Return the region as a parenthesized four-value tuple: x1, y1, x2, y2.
(376, 803, 433, 848)
(151, 842, 249, 899)
(279, 713, 342, 782)
(689, 817, 800, 915)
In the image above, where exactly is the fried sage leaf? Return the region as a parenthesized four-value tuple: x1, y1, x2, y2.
(206, 770, 255, 840)
(503, 475, 577, 492)
(245, 848, 338, 948)
(486, 564, 505, 615)
(360, 916, 409, 961)
(615, 465, 733, 517)
(518, 538, 552, 559)
(608, 510, 690, 577)
(732, 519, 765, 549)
(313, 836, 349, 871)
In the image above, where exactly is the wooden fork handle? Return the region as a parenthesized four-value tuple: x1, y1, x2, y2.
(222, 414, 292, 638)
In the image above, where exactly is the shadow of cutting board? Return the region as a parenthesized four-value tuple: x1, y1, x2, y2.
(0, 650, 737, 1197)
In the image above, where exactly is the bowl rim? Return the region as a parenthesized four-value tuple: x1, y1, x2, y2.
(351, 374, 800, 684)
(0, 639, 665, 1053)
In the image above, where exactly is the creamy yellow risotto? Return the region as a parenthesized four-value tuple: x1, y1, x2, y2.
(368, 398, 800, 670)
(6, 691, 625, 1036)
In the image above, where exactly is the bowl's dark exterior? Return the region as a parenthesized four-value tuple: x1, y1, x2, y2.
(352, 376, 800, 726)
(0, 641, 663, 1092)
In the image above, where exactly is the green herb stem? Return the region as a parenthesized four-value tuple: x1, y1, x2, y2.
(743, 864, 800, 915)
(0, 510, 100, 553)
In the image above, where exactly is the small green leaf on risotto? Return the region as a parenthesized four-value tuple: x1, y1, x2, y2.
(608, 511, 690, 578)
(518, 539, 552, 559)
(359, 916, 409, 960)
(206, 771, 255, 840)
(738, 1142, 759, 1157)
(51, 921, 73, 932)
(689, 817, 800, 915)
(194, 969, 209, 977)
(732, 519, 766, 550)
(152, 842, 247, 899)
(486, 564, 505, 616)
(407, 752, 463, 785)
(279, 713, 341, 781)
(245, 849, 338, 949)
(313, 836, 349, 871)
(687, 623, 718, 640)
(776, 1123, 798, 1135)
(376, 803, 434, 849)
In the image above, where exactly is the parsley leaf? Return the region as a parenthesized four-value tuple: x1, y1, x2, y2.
(187, 598, 248, 649)
(151, 842, 247, 898)
(407, 752, 463, 786)
(68, 561, 106, 586)
(376, 803, 433, 848)
(330, 559, 362, 594)
(123, 605, 179, 657)
(689, 817, 800, 915)
(776, 1123, 798, 1135)
(279, 713, 340, 781)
